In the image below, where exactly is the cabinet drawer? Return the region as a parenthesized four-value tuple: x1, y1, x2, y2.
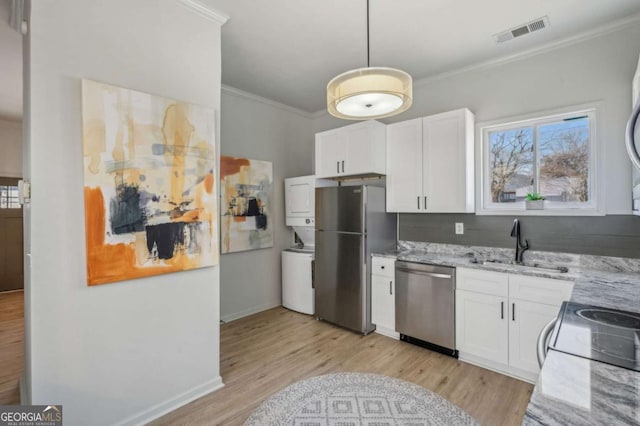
(372, 256, 395, 278)
(456, 267, 508, 297)
(509, 275, 574, 306)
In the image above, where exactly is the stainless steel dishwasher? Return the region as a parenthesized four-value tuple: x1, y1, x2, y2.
(395, 261, 457, 357)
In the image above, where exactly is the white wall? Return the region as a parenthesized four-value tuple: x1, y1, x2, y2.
(26, 1, 225, 424)
(219, 88, 313, 321)
(0, 118, 22, 177)
(313, 24, 640, 214)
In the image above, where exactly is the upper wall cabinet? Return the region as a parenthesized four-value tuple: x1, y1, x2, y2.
(386, 108, 475, 213)
(315, 120, 386, 179)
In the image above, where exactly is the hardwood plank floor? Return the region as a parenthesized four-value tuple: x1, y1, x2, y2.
(0, 290, 24, 405)
(153, 307, 533, 426)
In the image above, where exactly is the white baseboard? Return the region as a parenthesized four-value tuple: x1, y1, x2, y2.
(221, 300, 281, 323)
(116, 376, 224, 426)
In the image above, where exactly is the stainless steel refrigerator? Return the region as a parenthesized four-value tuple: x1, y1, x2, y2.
(314, 185, 397, 334)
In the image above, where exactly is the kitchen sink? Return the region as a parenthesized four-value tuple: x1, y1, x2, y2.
(469, 258, 569, 274)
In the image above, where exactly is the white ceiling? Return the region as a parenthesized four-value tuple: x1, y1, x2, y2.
(1, 1, 640, 120)
(207, 0, 640, 114)
(0, 0, 22, 120)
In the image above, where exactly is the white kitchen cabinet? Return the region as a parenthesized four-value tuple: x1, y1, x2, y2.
(386, 108, 474, 213)
(508, 299, 561, 376)
(455, 267, 574, 383)
(315, 120, 386, 178)
(371, 256, 398, 339)
(456, 290, 509, 364)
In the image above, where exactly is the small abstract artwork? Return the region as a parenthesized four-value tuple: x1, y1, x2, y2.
(220, 156, 273, 253)
(81, 79, 218, 286)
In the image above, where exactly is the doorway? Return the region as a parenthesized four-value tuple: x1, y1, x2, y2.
(0, 177, 24, 292)
(0, 0, 25, 406)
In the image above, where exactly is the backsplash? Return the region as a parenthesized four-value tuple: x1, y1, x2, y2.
(398, 241, 640, 274)
(399, 213, 640, 259)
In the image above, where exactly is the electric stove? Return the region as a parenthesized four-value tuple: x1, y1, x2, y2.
(549, 301, 640, 372)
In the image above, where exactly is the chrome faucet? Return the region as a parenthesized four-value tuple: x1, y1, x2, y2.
(510, 218, 529, 264)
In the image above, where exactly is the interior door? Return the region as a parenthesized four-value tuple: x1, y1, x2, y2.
(0, 177, 24, 292)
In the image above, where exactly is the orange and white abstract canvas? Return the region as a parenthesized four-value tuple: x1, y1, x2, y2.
(81, 79, 218, 286)
(220, 156, 273, 254)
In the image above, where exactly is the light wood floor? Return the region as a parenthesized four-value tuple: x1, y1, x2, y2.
(153, 307, 533, 426)
(0, 290, 24, 405)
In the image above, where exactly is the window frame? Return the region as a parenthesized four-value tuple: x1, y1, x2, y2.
(476, 103, 604, 216)
(0, 177, 22, 210)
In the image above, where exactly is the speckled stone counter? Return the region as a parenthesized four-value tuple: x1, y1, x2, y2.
(524, 268, 640, 426)
(372, 241, 640, 425)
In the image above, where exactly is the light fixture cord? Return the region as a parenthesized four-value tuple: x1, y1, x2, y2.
(366, 0, 370, 67)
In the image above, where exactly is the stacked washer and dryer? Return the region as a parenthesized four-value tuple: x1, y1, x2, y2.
(282, 175, 332, 315)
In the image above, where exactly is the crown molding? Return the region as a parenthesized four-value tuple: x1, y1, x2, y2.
(414, 12, 640, 89)
(221, 85, 313, 119)
(177, 0, 229, 25)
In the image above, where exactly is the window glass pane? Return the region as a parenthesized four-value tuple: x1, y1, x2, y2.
(488, 127, 534, 203)
(538, 117, 589, 202)
(0, 198, 6, 208)
(9, 186, 18, 197)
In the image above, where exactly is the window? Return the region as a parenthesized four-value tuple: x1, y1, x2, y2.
(0, 185, 20, 209)
(479, 107, 600, 215)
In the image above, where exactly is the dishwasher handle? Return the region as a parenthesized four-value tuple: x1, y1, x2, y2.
(395, 267, 452, 279)
(537, 317, 557, 368)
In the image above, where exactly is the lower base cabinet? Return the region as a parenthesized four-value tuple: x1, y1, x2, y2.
(371, 256, 399, 339)
(456, 267, 573, 383)
(456, 290, 508, 365)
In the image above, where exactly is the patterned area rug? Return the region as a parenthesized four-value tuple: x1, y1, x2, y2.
(244, 372, 479, 426)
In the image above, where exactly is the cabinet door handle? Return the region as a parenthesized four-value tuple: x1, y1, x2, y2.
(417, 196, 420, 209)
(512, 303, 516, 321)
(424, 196, 427, 210)
(501, 301, 504, 319)
(336, 161, 340, 173)
(389, 281, 393, 295)
(341, 160, 345, 173)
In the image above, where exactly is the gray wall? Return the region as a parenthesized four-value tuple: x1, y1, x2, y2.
(0, 118, 22, 177)
(26, 1, 224, 423)
(313, 23, 640, 258)
(400, 214, 640, 258)
(220, 88, 313, 321)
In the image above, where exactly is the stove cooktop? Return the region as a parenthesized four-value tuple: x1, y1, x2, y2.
(549, 302, 640, 372)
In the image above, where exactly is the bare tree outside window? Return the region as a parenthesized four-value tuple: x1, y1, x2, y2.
(489, 128, 533, 203)
(538, 118, 589, 202)
(486, 114, 591, 206)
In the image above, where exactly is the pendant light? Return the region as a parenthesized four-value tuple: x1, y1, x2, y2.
(327, 0, 413, 120)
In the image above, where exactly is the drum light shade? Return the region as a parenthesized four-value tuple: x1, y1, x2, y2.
(327, 67, 413, 120)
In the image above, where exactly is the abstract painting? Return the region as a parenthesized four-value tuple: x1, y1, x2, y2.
(81, 79, 218, 286)
(220, 156, 273, 253)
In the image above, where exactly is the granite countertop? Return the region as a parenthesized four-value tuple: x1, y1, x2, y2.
(373, 242, 640, 425)
(524, 268, 640, 426)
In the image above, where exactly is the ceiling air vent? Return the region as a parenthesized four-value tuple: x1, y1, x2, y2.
(494, 16, 550, 43)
